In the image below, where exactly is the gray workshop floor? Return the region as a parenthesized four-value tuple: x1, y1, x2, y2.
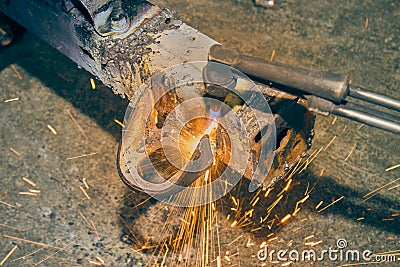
(0, 0, 399, 266)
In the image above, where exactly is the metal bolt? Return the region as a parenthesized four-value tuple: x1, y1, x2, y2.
(111, 14, 129, 32)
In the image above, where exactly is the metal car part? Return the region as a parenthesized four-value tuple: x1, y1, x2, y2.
(0, 0, 218, 99)
(8, 0, 398, 193)
(0, 0, 314, 192)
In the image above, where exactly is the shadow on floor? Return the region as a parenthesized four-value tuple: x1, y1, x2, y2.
(0, 32, 128, 140)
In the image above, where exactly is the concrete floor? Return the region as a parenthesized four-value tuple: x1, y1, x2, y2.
(0, 0, 399, 266)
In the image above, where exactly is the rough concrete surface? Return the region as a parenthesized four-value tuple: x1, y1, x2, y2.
(0, 0, 399, 266)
